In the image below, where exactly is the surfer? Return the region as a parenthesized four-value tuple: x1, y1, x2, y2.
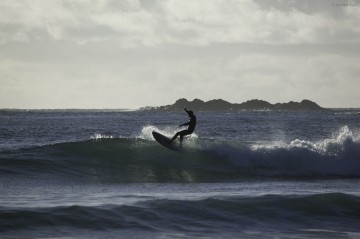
(170, 108, 196, 143)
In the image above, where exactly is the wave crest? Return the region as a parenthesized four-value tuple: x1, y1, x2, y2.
(252, 126, 359, 155)
(1, 126, 360, 182)
(211, 126, 360, 177)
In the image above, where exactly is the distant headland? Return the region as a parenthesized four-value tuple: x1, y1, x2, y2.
(141, 98, 325, 111)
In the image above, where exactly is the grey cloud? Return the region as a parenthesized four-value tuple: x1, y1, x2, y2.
(1, 0, 359, 46)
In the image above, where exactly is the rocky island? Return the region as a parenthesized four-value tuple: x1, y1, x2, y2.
(141, 98, 325, 111)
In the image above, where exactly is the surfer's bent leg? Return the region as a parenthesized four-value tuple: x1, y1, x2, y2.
(179, 130, 191, 142)
(170, 130, 190, 143)
(170, 132, 180, 142)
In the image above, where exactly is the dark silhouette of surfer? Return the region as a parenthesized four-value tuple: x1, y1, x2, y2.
(170, 108, 196, 143)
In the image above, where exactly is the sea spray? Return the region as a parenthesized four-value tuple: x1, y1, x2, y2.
(90, 133, 115, 140)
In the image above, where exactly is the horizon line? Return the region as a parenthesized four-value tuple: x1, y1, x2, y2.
(1, 98, 359, 110)
(1, 107, 360, 111)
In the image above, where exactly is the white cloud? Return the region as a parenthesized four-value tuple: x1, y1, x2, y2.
(0, 0, 359, 46)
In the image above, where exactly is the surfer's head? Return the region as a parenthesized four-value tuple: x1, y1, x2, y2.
(188, 110, 194, 116)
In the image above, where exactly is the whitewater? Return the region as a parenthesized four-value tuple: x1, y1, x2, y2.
(1, 109, 360, 238)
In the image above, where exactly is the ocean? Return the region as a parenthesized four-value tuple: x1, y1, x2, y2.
(1, 109, 360, 238)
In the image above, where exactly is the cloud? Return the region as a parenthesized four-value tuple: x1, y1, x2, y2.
(0, 0, 359, 46)
(0, 1, 359, 108)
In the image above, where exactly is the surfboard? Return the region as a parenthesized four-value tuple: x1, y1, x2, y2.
(152, 131, 181, 151)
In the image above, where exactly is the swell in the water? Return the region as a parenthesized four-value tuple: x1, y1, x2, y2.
(1, 126, 359, 182)
(1, 193, 360, 233)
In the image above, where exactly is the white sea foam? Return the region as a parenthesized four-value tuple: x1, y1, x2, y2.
(251, 126, 359, 156)
(90, 133, 114, 140)
(204, 126, 360, 177)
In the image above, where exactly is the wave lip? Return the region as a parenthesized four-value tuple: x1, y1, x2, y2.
(251, 126, 359, 155)
(219, 126, 360, 178)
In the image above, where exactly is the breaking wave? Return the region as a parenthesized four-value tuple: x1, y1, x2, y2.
(1, 126, 359, 182)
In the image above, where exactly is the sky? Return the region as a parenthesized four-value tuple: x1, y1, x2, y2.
(0, 0, 359, 109)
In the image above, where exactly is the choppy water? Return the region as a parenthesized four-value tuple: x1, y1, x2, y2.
(1, 109, 360, 238)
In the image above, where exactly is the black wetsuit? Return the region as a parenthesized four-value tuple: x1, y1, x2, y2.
(170, 109, 196, 143)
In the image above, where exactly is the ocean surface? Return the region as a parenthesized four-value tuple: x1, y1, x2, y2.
(1, 109, 360, 238)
